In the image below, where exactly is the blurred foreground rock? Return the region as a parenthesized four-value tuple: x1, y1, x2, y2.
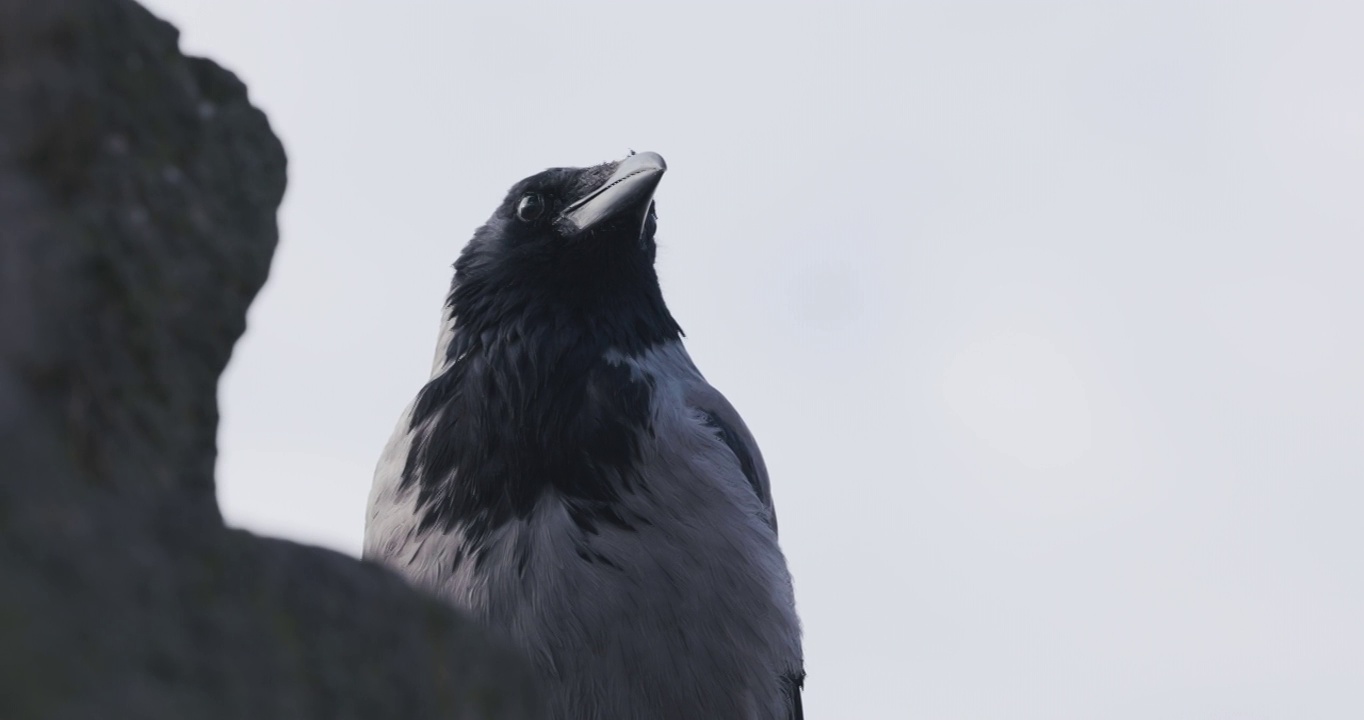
(0, 1, 541, 717)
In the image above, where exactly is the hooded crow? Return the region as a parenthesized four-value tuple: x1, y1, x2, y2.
(364, 152, 804, 719)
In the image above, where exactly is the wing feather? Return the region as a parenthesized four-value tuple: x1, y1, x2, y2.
(684, 380, 778, 531)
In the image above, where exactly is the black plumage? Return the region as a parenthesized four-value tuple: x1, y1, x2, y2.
(366, 152, 803, 720)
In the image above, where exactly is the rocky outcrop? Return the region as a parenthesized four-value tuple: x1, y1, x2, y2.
(0, 1, 541, 717)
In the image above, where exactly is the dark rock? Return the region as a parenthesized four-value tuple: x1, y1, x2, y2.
(0, 1, 543, 717)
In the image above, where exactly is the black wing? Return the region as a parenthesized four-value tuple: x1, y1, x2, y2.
(686, 381, 776, 532)
(785, 669, 805, 719)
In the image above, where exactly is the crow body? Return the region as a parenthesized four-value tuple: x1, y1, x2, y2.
(365, 153, 804, 719)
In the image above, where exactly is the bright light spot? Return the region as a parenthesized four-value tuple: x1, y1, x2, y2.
(941, 330, 1093, 469)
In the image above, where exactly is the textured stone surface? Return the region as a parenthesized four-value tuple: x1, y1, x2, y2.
(0, 1, 542, 717)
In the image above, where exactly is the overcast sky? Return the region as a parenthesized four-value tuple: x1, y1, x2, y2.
(141, 2, 1363, 717)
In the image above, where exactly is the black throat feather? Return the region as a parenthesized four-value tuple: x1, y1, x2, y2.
(399, 220, 682, 561)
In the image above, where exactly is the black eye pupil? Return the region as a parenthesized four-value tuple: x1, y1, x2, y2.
(516, 193, 544, 222)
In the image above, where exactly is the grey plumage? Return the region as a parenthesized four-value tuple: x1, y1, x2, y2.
(364, 152, 803, 719)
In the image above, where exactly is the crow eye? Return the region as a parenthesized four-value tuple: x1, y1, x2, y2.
(515, 193, 545, 222)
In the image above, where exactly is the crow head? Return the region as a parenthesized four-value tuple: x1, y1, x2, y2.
(449, 152, 681, 354)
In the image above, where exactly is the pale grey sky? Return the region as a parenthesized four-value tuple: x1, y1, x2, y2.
(142, 2, 1364, 717)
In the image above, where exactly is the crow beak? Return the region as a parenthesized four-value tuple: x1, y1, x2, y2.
(557, 151, 666, 236)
